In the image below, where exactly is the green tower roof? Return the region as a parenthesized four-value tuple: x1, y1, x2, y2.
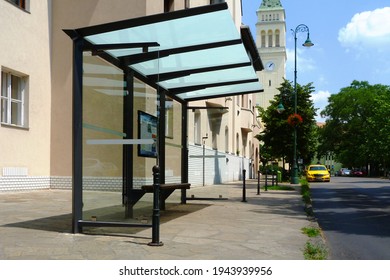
(259, 0, 283, 10)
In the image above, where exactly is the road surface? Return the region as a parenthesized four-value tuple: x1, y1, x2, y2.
(310, 176, 390, 259)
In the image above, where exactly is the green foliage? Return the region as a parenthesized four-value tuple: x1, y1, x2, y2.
(304, 242, 328, 260)
(319, 81, 390, 173)
(300, 179, 310, 202)
(264, 185, 295, 191)
(302, 227, 320, 237)
(256, 79, 318, 167)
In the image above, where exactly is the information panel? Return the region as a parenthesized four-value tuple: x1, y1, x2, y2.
(138, 111, 157, 158)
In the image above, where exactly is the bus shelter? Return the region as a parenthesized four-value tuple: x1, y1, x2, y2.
(65, 3, 263, 234)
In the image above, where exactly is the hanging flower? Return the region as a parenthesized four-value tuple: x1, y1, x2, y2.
(287, 113, 303, 127)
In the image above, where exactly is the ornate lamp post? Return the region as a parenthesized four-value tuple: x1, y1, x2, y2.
(291, 24, 313, 184)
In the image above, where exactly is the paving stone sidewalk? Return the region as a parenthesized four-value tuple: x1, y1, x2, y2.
(0, 180, 316, 259)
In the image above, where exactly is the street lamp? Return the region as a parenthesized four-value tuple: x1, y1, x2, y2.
(291, 24, 314, 184)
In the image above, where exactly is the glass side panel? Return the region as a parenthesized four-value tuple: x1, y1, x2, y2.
(165, 98, 182, 186)
(132, 78, 159, 187)
(82, 52, 126, 230)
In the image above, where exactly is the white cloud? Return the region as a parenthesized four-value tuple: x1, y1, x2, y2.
(286, 48, 316, 74)
(338, 7, 390, 51)
(311, 90, 332, 121)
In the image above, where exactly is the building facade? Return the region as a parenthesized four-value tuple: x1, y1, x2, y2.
(0, 0, 263, 192)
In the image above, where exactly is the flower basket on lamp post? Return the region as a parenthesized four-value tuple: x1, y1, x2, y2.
(287, 113, 303, 127)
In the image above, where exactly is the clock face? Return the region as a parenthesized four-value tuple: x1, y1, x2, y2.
(266, 61, 275, 71)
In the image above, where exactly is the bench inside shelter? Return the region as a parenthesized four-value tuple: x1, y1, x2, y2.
(126, 183, 191, 216)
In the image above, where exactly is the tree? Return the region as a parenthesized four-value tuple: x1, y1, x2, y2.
(318, 80, 390, 175)
(256, 79, 318, 170)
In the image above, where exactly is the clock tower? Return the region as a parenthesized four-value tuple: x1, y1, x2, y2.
(256, 0, 286, 109)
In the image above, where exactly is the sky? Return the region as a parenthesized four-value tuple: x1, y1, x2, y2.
(242, 0, 390, 121)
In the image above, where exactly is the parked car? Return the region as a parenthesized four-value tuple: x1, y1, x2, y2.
(306, 165, 331, 182)
(350, 169, 367, 177)
(337, 168, 351, 176)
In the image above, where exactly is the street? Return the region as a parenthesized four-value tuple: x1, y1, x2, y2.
(310, 176, 390, 259)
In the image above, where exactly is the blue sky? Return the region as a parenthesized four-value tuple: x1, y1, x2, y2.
(242, 0, 390, 121)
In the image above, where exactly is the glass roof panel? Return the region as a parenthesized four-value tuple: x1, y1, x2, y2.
(158, 66, 258, 89)
(177, 82, 262, 101)
(129, 44, 249, 76)
(76, 3, 263, 102)
(85, 10, 239, 56)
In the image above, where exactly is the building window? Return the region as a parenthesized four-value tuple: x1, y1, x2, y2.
(225, 126, 229, 153)
(275, 30, 280, 47)
(268, 30, 273, 47)
(1, 71, 28, 127)
(7, 0, 27, 10)
(210, 0, 225, 4)
(242, 133, 247, 158)
(194, 110, 201, 144)
(261, 31, 266, 48)
(236, 133, 239, 155)
(165, 98, 173, 138)
(164, 0, 174, 12)
(185, 0, 190, 9)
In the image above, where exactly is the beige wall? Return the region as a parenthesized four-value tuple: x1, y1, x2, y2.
(0, 0, 52, 176)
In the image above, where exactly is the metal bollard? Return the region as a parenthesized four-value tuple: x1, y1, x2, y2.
(265, 170, 268, 191)
(148, 165, 163, 246)
(257, 170, 261, 195)
(242, 169, 247, 202)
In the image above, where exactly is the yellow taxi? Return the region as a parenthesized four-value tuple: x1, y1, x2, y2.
(306, 165, 330, 182)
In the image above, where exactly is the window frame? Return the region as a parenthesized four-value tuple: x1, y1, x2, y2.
(1, 71, 28, 128)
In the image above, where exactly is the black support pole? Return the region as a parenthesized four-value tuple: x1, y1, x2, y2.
(71, 34, 83, 234)
(158, 93, 166, 184)
(181, 102, 188, 204)
(257, 170, 261, 195)
(124, 70, 134, 218)
(149, 165, 163, 246)
(242, 169, 247, 202)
